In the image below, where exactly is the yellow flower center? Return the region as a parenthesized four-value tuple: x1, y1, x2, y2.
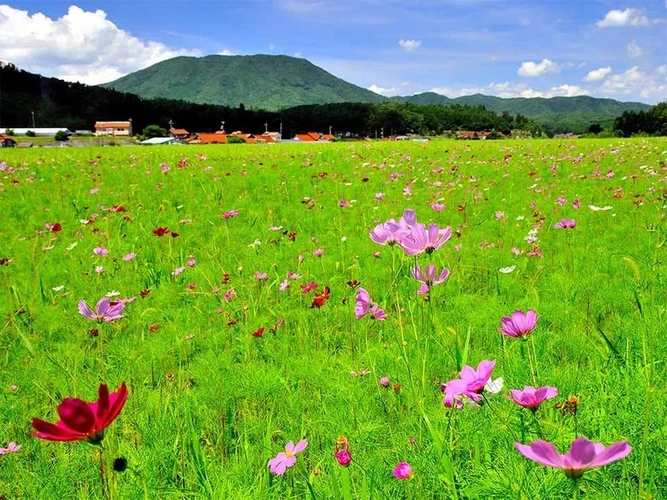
(285, 451, 294, 458)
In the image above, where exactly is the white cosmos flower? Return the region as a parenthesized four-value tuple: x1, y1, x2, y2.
(499, 266, 516, 274)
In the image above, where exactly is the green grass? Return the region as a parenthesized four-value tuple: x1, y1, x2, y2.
(0, 138, 666, 499)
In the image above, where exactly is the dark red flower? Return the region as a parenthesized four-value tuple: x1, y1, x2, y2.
(45, 222, 62, 233)
(32, 383, 128, 443)
(346, 280, 360, 288)
(140, 289, 151, 298)
(252, 327, 265, 337)
(311, 286, 331, 308)
(153, 227, 170, 237)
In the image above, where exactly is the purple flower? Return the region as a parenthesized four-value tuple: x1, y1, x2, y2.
(355, 288, 386, 320)
(93, 247, 108, 256)
(509, 386, 558, 410)
(515, 437, 631, 479)
(431, 203, 445, 212)
(313, 248, 323, 257)
(400, 222, 452, 256)
(122, 253, 136, 261)
(411, 264, 450, 295)
(268, 439, 308, 475)
(222, 210, 239, 219)
(499, 310, 538, 339)
(78, 297, 125, 322)
(554, 218, 577, 229)
(379, 377, 390, 387)
(441, 360, 496, 409)
(393, 461, 413, 480)
(375, 193, 385, 200)
(254, 271, 268, 280)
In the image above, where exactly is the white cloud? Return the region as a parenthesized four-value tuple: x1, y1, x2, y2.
(0, 5, 198, 84)
(432, 81, 588, 99)
(596, 8, 649, 27)
(368, 84, 397, 96)
(218, 49, 236, 56)
(518, 59, 560, 77)
(583, 67, 612, 82)
(627, 40, 643, 58)
(600, 66, 666, 100)
(398, 39, 422, 52)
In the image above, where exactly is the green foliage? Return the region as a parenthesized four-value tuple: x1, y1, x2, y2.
(614, 101, 667, 137)
(4, 128, 14, 136)
(226, 135, 246, 143)
(142, 124, 168, 138)
(25, 130, 36, 137)
(54, 130, 69, 141)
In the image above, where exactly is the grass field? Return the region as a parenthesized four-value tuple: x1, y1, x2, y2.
(0, 138, 666, 499)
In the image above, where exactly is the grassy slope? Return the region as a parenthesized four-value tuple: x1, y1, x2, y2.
(0, 138, 666, 498)
(103, 55, 386, 110)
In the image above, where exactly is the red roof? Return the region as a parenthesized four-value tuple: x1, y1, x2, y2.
(95, 121, 131, 128)
(195, 133, 227, 144)
(170, 128, 189, 136)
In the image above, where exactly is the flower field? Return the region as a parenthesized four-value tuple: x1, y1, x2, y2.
(0, 138, 666, 499)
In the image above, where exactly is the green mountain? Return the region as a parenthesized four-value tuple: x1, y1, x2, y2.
(102, 55, 385, 110)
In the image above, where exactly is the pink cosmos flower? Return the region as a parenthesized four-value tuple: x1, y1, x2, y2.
(441, 360, 496, 409)
(186, 259, 196, 268)
(375, 193, 385, 200)
(573, 199, 581, 209)
(122, 253, 136, 261)
(379, 377, 390, 387)
(222, 210, 239, 219)
(268, 439, 308, 475)
(393, 461, 413, 480)
(300, 282, 318, 294)
(509, 386, 558, 410)
(370, 221, 405, 246)
(287, 271, 302, 280)
(313, 248, 323, 257)
(223, 289, 236, 302)
(78, 298, 125, 322)
(93, 247, 108, 256)
(355, 288, 386, 320)
(335, 449, 352, 467)
(94, 266, 105, 274)
(411, 264, 450, 295)
(498, 310, 538, 339)
(254, 271, 268, 280)
(339, 200, 349, 207)
(279, 280, 290, 291)
(554, 218, 577, 229)
(515, 437, 631, 479)
(172, 267, 185, 276)
(431, 203, 445, 212)
(400, 223, 452, 256)
(0, 442, 21, 454)
(495, 211, 505, 220)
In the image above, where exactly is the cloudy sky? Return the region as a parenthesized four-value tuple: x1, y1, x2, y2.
(1, 0, 666, 103)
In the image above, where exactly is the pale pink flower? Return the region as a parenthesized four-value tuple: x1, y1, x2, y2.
(313, 248, 323, 257)
(375, 193, 385, 200)
(355, 288, 386, 320)
(222, 210, 239, 219)
(223, 290, 236, 302)
(78, 297, 125, 322)
(515, 437, 631, 479)
(495, 211, 505, 220)
(554, 218, 577, 229)
(94, 266, 105, 274)
(122, 253, 136, 261)
(0, 442, 21, 454)
(172, 267, 185, 276)
(442, 360, 496, 409)
(411, 265, 450, 295)
(279, 280, 290, 291)
(508, 386, 558, 410)
(379, 377, 390, 387)
(268, 439, 308, 475)
(498, 310, 538, 339)
(431, 203, 445, 212)
(93, 247, 108, 256)
(339, 200, 349, 207)
(287, 271, 302, 280)
(186, 259, 196, 268)
(254, 271, 268, 280)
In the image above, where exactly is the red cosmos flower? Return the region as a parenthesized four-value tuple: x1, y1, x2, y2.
(347, 280, 361, 288)
(311, 286, 331, 308)
(300, 282, 318, 294)
(153, 227, 170, 237)
(45, 222, 63, 233)
(32, 382, 128, 444)
(252, 327, 265, 337)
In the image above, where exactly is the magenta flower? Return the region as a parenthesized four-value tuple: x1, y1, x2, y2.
(313, 248, 323, 257)
(554, 218, 577, 229)
(355, 288, 386, 320)
(509, 386, 558, 410)
(93, 247, 108, 256)
(431, 203, 445, 212)
(223, 289, 236, 302)
(268, 439, 308, 475)
(515, 437, 631, 479)
(379, 377, 390, 387)
(122, 252, 136, 261)
(400, 222, 452, 256)
(339, 200, 349, 207)
(498, 310, 538, 339)
(254, 271, 268, 280)
(186, 259, 196, 268)
(287, 271, 302, 280)
(335, 449, 352, 467)
(441, 360, 496, 409)
(78, 297, 125, 322)
(393, 461, 413, 480)
(411, 264, 450, 295)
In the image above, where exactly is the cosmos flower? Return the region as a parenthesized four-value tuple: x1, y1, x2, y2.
(0, 442, 21, 454)
(411, 264, 450, 295)
(498, 310, 538, 339)
(78, 298, 125, 322)
(393, 462, 413, 480)
(554, 218, 577, 229)
(268, 439, 308, 475)
(508, 386, 558, 410)
(515, 437, 631, 479)
(32, 382, 128, 444)
(400, 223, 452, 256)
(441, 360, 496, 409)
(355, 288, 386, 320)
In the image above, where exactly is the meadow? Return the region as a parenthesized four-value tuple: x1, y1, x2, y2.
(0, 138, 666, 499)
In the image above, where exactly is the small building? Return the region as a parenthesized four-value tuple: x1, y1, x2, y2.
(8, 127, 72, 137)
(140, 137, 179, 146)
(191, 133, 227, 144)
(0, 134, 16, 147)
(169, 128, 190, 140)
(456, 130, 491, 140)
(95, 121, 132, 137)
(293, 132, 334, 142)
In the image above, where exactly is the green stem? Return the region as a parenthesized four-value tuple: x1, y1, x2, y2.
(572, 478, 580, 500)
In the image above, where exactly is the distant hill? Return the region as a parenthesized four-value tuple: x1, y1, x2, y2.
(391, 93, 651, 132)
(103, 55, 386, 110)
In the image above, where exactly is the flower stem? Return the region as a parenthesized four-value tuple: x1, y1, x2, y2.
(99, 447, 109, 500)
(572, 478, 580, 500)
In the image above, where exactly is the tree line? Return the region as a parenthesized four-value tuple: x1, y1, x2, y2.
(612, 102, 667, 137)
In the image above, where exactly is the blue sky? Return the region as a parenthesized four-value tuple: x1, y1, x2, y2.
(1, 0, 665, 103)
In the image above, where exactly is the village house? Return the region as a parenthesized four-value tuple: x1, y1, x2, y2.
(293, 132, 335, 142)
(169, 128, 190, 140)
(0, 134, 16, 147)
(456, 130, 492, 140)
(95, 120, 132, 137)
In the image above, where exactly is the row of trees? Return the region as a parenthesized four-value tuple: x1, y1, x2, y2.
(613, 102, 667, 137)
(0, 63, 544, 138)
